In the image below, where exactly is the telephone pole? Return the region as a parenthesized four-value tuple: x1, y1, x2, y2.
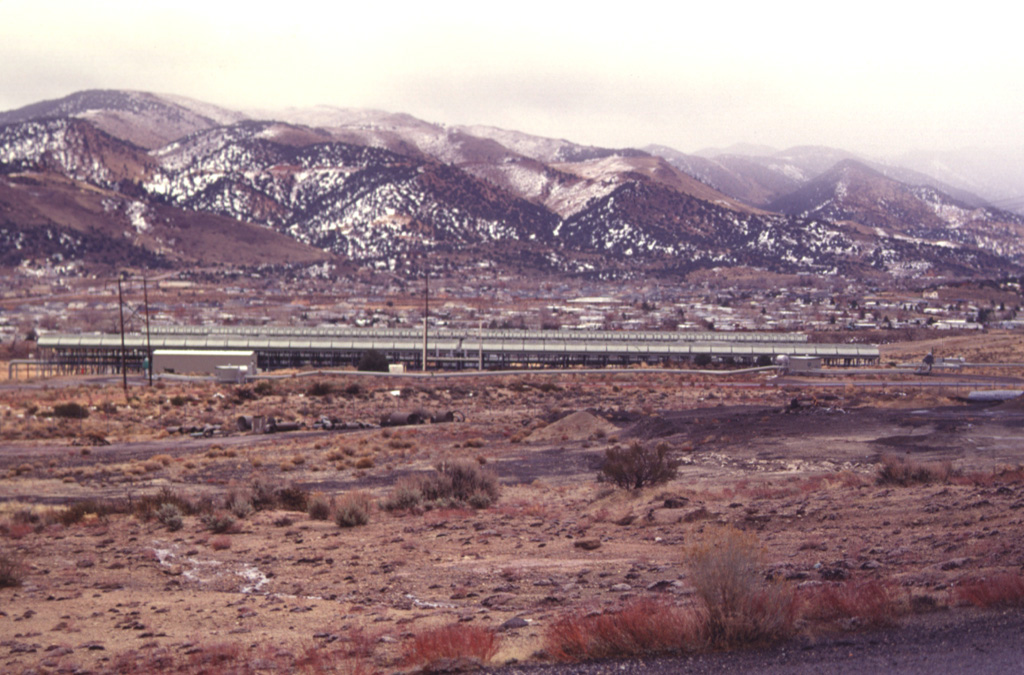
(117, 276, 127, 400)
(422, 271, 429, 372)
(143, 275, 153, 386)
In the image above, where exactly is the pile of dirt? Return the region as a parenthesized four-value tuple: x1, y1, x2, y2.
(996, 393, 1024, 409)
(526, 410, 618, 442)
(627, 406, 776, 441)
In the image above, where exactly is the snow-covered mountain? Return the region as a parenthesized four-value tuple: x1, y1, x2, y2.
(1, 89, 1022, 279)
(767, 159, 1024, 261)
(0, 89, 244, 150)
(892, 146, 1024, 214)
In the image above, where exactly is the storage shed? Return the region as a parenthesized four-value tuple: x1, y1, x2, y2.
(153, 350, 257, 376)
(786, 355, 823, 373)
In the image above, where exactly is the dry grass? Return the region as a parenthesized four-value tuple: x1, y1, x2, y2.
(544, 528, 803, 661)
(334, 491, 373, 528)
(543, 576, 912, 664)
(201, 511, 239, 534)
(687, 526, 798, 646)
(801, 579, 908, 628)
(0, 547, 25, 587)
(108, 640, 374, 674)
(415, 460, 500, 509)
(403, 624, 500, 668)
(955, 573, 1024, 608)
(209, 535, 232, 551)
(307, 492, 332, 520)
(381, 476, 423, 512)
(3, 368, 1024, 672)
(957, 466, 1024, 487)
(876, 454, 956, 486)
(544, 598, 705, 661)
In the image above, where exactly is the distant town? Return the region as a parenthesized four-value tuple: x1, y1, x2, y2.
(3, 265, 1022, 365)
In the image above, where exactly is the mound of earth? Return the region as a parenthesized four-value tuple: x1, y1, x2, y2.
(526, 410, 618, 442)
(995, 392, 1024, 409)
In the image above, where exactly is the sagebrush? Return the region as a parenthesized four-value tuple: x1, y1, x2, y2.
(409, 460, 501, 509)
(599, 441, 679, 489)
(156, 503, 184, 531)
(687, 526, 797, 646)
(335, 491, 373, 527)
(382, 476, 423, 511)
(876, 454, 955, 486)
(0, 548, 25, 588)
(307, 493, 332, 520)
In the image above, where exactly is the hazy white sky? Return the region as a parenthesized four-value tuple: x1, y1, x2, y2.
(2, 0, 1022, 156)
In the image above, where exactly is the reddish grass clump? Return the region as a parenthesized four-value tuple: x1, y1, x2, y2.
(185, 642, 244, 671)
(108, 639, 375, 674)
(544, 598, 705, 662)
(3, 521, 36, 540)
(294, 643, 375, 675)
(955, 573, 1024, 608)
(209, 535, 232, 551)
(802, 580, 907, 628)
(956, 466, 1024, 488)
(403, 624, 500, 668)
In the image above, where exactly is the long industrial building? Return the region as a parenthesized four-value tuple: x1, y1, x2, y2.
(34, 325, 879, 374)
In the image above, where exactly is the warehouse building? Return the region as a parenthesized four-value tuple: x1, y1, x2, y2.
(34, 325, 878, 375)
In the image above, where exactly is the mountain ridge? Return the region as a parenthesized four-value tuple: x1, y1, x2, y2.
(1, 89, 1022, 280)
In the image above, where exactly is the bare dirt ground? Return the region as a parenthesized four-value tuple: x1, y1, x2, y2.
(2, 350, 1024, 673)
(879, 330, 1024, 365)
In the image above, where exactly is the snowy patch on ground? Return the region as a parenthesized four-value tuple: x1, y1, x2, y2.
(127, 201, 149, 233)
(151, 542, 270, 594)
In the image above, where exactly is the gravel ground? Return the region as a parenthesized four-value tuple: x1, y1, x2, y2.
(489, 609, 1024, 674)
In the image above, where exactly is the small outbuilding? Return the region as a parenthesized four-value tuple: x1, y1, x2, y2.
(153, 350, 257, 376)
(784, 355, 822, 374)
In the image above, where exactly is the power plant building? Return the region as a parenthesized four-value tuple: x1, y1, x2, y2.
(35, 326, 879, 375)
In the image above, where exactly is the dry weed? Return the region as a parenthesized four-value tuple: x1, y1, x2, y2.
(335, 491, 373, 527)
(307, 492, 332, 520)
(403, 624, 500, 668)
(876, 454, 956, 486)
(544, 598, 705, 661)
(955, 573, 1024, 608)
(687, 525, 798, 646)
(599, 441, 679, 490)
(209, 535, 232, 551)
(0, 547, 25, 587)
(802, 579, 907, 628)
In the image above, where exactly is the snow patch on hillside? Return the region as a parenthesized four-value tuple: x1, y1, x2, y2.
(127, 202, 149, 233)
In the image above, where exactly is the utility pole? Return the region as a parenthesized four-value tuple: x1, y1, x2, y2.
(117, 275, 127, 401)
(143, 275, 153, 386)
(422, 270, 429, 372)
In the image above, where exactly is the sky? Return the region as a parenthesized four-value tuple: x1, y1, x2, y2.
(2, 0, 1022, 157)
